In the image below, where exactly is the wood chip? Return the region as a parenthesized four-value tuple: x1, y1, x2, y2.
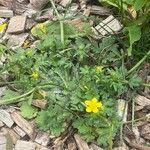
(4, 33, 29, 49)
(113, 146, 129, 150)
(35, 131, 50, 146)
(132, 126, 140, 142)
(60, 0, 72, 7)
(0, 120, 4, 127)
(67, 137, 77, 150)
(0, 128, 13, 150)
(89, 143, 103, 150)
(11, 112, 34, 137)
(15, 140, 36, 150)
(0, 9, 14, 18)
(13, 126, 26, 137)
(17, 0, 28, 3)
(0, 109, 14, 128)
(35, 142, 49, 150)
(95, 15, 122, 35)
(32, 99, 48, 109)
(79, 0, 86, 10)
(12, 1, 29, 14)
(0, 18, 6, 24)
(23, 8, 37, 18)
(53, 144, 64, 150)
(0, 135, 7, 150)
(74, 134, 90, 150)
(0, 0, 13, 8)
(29, 0, 49, 10)
(144, 76, 150, 95)
(125, 137, 150, 150)
(83, 6, 91, 17)
(135, 95, 150, 111)
(7, 128, 20, 144)
(7, 16, 26, 34)
(65, 3, 79, 18)
(26, 19, 36, 30)
(90, 5, 111, 16)
(35, 9, 53, 22)
(141, 123, 150, 140)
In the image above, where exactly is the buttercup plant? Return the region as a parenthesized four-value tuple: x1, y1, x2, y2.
(0, 13, 143, 149)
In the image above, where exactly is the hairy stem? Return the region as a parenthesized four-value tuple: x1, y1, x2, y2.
(124, 116, 147, 124)
(131, 97, 135, 130)
(127, 50, 150, 75)
(109, 125, 113, 150)
(49, 0, 65, 47)
(0, 88, 35, 105)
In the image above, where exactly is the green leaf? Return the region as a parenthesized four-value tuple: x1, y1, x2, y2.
(125, 0, 134, 5)
(128, 75, 142, 88)
(100, 0, 119, 8)
(36, 110, 48, 129)
(134, 0, 147, 11)
(127, 25, 141, 56)
(1, 89, 19, 100)
(20, 102, 38, 119)
(100, 0, 128, 10)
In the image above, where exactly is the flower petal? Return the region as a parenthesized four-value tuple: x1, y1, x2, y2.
(92, 98, 98, 103)
(86, 107, 92, 112)
(85, 100, 91, 105)
(96, 102, 102, 108)
(92, 108, 99, 113)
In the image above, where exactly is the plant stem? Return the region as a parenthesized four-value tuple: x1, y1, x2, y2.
(49, 0, 65, 47)
(55, 71, 68, 89)
(49, 0, 60, 17)
(0, 82, 61, 105)
(124, 116, 146, 124)
(131, 97, 135, 130)
(60, 21, 65, 48)
(109, 125, 113, 150)
(0, 88, 35, 105)
(127, 50, 150, 75)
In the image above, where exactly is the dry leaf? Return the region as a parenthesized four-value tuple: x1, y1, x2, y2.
(128, 6, 137, 19)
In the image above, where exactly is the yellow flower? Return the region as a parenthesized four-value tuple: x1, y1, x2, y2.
(0, 23, 7, 32)
(96, 66, 103, 73)
(31, 71, 39, 80)
(36, 23, 46, 33)
(84, 98, 102, 113)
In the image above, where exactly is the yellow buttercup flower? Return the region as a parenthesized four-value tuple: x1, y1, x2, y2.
(84, 98, 102, 113)
(96, 66, 103, 73)
(36, 23, 46, 33)
(31, 71, 39, 80)
(0, 23, 7, 32)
